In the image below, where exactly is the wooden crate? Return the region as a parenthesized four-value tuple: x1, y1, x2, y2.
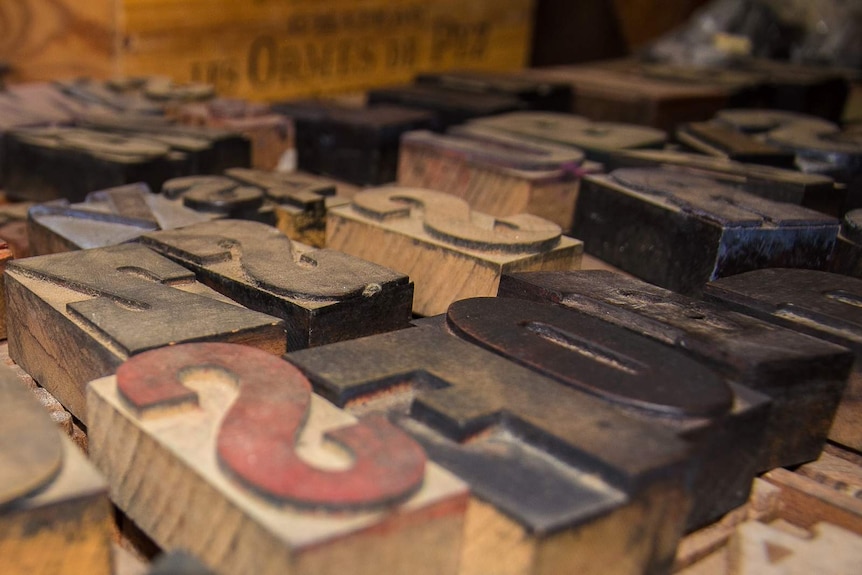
(0, 0, 534, 101)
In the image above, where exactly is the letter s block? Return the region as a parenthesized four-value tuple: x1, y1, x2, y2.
(88, 343, 467, 575)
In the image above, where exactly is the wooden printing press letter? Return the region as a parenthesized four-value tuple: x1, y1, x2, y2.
(326, 186, 582, 316)
(0, 365, 111, 575)
(4, 243, 284, 420)
(287, 306, 696, 575)
(572, 168, 839, 295)
(497, 270, 854, 470)
(830, 209, 862, 278)
(413, 71, 573, 112)
(87, 343, 468, 575)
(138, 219, 413, 350)
(705, 268, 862, 452)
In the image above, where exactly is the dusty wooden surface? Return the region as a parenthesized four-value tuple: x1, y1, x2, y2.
(89, 343, 468, 575)
(574, 168, 839, 295)
(327, 187, 582, 316)
(140, 219, 413, 351)
(397, 125, 589, 230)
(5, 243, 284, 421)
(706, 269, 862, 452)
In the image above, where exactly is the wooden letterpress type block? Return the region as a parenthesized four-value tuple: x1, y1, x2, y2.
(4, 243, 284, 421)
(0, 241, 13, 340)
(676, 121, 797, 168)
(498, 270, 853, 470)
(174, 99, 294, 171)
(414, 71, 573, 112)
(78, 113, 252, 175)
(397, 126, 589, 229)
(326, 187, 582, 316)
(705, 268, 862, 451)
(605, 149, 843, 216)
(271, 101, 434, 185)
(520, 63, 732, 132)
(0, 366, 111, 575)
(161, 174, 276, 226)
(573, 168, 839, 295)
(288, 311, 694, 574)
(468, 111, 666, 164)
(88, 343, 467, 575)
(830, 210, 862, 278)
(366, 85, 524, 130)
(139, 219, 413, 351)
(728, 521, 862, 574)
(2, 126, 190, 202)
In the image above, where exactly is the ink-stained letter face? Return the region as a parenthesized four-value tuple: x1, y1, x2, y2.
(0, 366, 111, 575)
(88, 343, 467, 575)
(140, 219, 413, 350)
(288, 316, 693, 575)
(5, 243, 284, 420)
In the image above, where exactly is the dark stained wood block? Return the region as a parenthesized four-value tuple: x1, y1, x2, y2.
(468, 111, 666, 164)
(366, 84, 525, 130)
(573, 168, 840, 295)
(414, 71, 573, 112)
(705, 268, 862, 452)
(397, 125, 591, 229)
(0, 365, 111, 575)
(830, 209, 862, 278)
(676, 121, 797, 168)
(5, 243, 284, 421)
(271, 100, 434, 185)
(88, 343, 467, 575)
(605, 149, 843, 216)
(498, 270, 854, 471)
(139, 219, 413, 351)
(326, 186, 582, 316)
(287, 308, 694, 574)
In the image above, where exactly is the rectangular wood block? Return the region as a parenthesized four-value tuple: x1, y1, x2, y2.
(0, 366, 111, 575)
(414, 71, 573, 112)
(271, 101, 434, 186)
(605, 149, 843, 216)
(676, 122, 796, 168)
(1, 0, 534, 101)
(573, 168, 839, 295)
(397, 125, 591, 230)
(326, 187, 582, 316)
(88, 343, 468, 575)
(4, 243, 284, 421)
(468, 111, 666, 164)
(288, 315, 693, 575)
(705, 268, 862, 452)
(139, 219, 413, 351)
(498, 270, 854, 471)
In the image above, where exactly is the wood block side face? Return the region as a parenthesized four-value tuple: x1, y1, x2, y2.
(139, 219, 413, 351)
(288, 318, 694, 574)
(87, 343, 467, 575)
(574, 170, 839, 295)
(5, 244, 284, 421)
(326, 187, 581, 315)
(0, 367, 111, 575)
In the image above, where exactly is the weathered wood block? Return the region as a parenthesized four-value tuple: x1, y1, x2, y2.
(573, 168, 839, 295)
(414, 71, 573, 112)
(498, 270, 853, 470)
(5, 243, 284, 421)
(520, 63, 732, 132)
(288, 311, 693, 575)
(326, 187, 582, 316)
(397, 125, 591, 229)
(0, 365, 111, 575)
(27, 183, 213, 256)
(676, 122, 797, 168)
(272, 101, 434, 186)
(468, 111, 666, 164)
(366, 85, 524, 130)
(88, 343, 468, 575)
(0, 242, 12, 340)
(139, 219, 413, 351)
(705, 268, 862, 452)
(830, 209, 862, 278)
(728, 521, 862, 575)
(174, 99, 294, 171)
(605, 149, 843, 216)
